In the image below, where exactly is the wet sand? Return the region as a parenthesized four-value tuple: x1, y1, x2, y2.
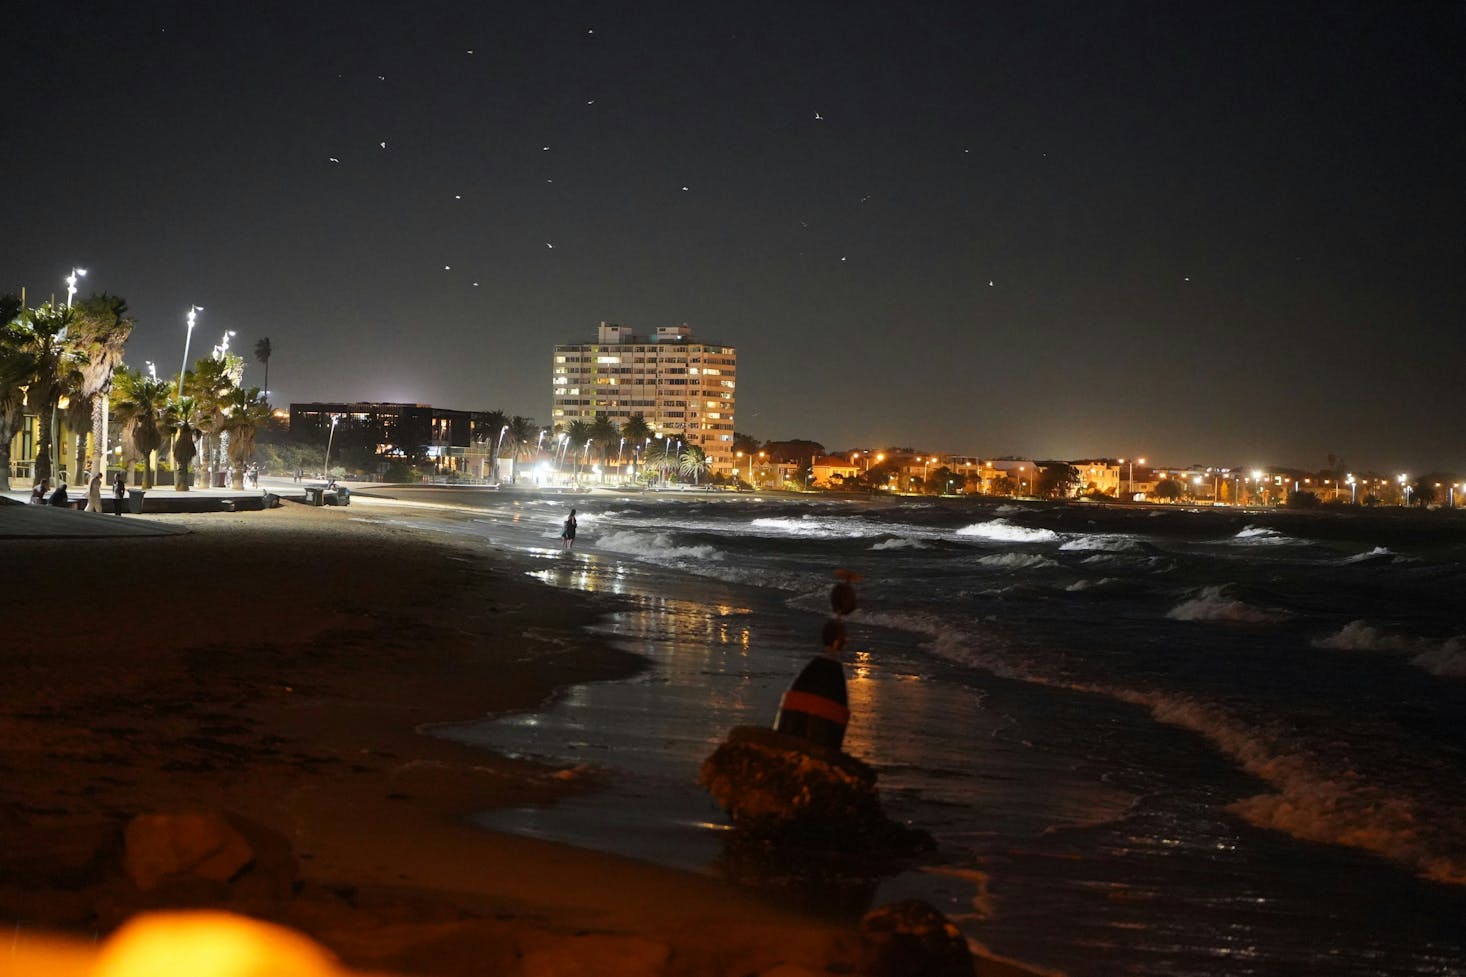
(0, 499, 1033, 975)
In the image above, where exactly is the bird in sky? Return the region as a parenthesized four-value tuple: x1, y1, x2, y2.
(328, 157, 340, 163)
(546, 243, 554, 249)
(988, 280, 995, 287)
(814, 111, 823, 120)
(379, 141, 387, 149)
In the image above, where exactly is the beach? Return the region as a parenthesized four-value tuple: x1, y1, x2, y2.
(1, 498, 989, 976)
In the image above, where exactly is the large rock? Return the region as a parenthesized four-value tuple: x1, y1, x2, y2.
(699, 726, 932, 856)
(122, 810, 297, 899)
(858, 900, 974, 977)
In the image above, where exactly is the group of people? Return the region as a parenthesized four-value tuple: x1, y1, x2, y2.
(29, 473, 130, 515)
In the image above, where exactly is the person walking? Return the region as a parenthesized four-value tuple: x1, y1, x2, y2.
(560, 508, 578, 551)
(113, 473, 127, 516)
(85, 472, 103, 512)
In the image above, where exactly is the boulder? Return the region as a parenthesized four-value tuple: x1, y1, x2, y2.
(699, 726, 932, 856)
(122, 810, 297, 899)
(858, 900, 973, 977)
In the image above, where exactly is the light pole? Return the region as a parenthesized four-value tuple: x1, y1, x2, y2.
(178, 306, 202, 396)
(323, 415, 340, 476)
(65, 267, 86, 308)
(1347, 474, 1356, 504)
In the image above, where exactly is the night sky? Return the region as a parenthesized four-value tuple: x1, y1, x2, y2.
(5, 2, 1463, 472)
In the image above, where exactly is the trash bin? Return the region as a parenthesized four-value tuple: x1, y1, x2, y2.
(214, 472, 227, 488)
(303, 486, 323, 506)
(127, 489, 146, 514)
(335, 486, 351, 506)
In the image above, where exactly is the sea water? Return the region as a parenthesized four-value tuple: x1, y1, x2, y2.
(382, 490, 1466, 976)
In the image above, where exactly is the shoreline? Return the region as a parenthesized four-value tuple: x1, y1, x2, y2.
(1, 499, 1038, 975)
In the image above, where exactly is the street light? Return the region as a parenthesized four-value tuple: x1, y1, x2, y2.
(65, 267, 86, 308)
(1346, 474, 1356, 504)
(178, 306, 202, 396)
(323, 415, 341, 476)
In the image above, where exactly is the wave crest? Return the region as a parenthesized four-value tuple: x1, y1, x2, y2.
(1166, 585, 1287, 625)
(955, 519, 1060, 544)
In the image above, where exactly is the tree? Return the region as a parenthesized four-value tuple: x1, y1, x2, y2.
(253, 337, 272, 400)
(187, 356, 240, 484)
(1037, 463, 1081, 499)
(1152, 478, 1185, 501)
(621, 413, 652, 445)
(221, 388, 271, 489)
(0, 304, 41, 485)
(68, 295, 133, 483)
(590, 415, 620, 476)
(8, 303, 80, 487)
(732, 431, 762, 456)
(564, 419, 592, 479)
(504, 414, 537, 482)
(165, 396, 201, 490)
(678, 444, 711, 484)
(111, 367, 169, 488)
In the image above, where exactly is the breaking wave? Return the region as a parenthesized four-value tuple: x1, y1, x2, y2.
(871, 536, 931, 551)
(1341, 546, 1397, 565)
(1166, 585, 1287, 625)
(977, 553, 1058, 569)
(1059, 534, 1142, 553)
(955, 519, 1060, 544)
(593, 529, 724, 563)
(1313, 621, 1466, 678)
(1230, 525, 1303, 546)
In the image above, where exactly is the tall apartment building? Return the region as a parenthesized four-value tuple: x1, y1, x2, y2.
(551, 322, 736, 470)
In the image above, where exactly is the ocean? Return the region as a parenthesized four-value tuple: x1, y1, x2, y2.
(374, 489, 1466, 976)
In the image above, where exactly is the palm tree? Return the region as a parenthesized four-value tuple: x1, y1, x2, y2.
(68, 295, 133, 483)
(253, 337, 272, 400)
(165, 396, 201, 490)
(504, 414, 537, 483)
(679, 444, 711, 485)
(590, 415, 619, 479)
(1, 307, 40, 487)
(188, 356, 238, 486)
(8, 303, 80, 487)
(564, 419, 592, 480)
(110, 367, 169, 488)
(220, 388, 271, 489)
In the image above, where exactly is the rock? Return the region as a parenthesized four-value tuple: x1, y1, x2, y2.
(122, 810, 296, 898)
(699, 726, 932, 856)
(858, 900, 973, 977)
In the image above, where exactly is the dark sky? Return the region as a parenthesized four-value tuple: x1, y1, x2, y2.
(5, 1, 1463, 472)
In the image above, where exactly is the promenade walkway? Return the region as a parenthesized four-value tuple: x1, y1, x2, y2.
(0, 477, 319, 539)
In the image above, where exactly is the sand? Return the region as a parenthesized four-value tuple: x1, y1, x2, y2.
(1, 500, 1044, 976)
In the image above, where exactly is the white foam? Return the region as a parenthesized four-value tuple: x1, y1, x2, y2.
(1066, 577, 1118, 592)
(871, 536, 930, 551)
(1059, 534, 1141, 553)
(955, 519, 1060, 544)
(1314, 621, 1466, 678)
(593, 529, 724, 563)
(1229, 525, 1301, 546)
(977, 553, 1057, 569)
(1166, 585, 1286, 625)
(1341, 546, 1396, 564)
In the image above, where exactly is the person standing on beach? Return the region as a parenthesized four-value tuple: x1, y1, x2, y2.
(561, 508, 578, 551)
(113, 473, 127, 515)
(85, 472, 103, 512)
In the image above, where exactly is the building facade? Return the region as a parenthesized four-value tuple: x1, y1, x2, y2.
(288, 402, 503, 471)
(551, 322, 736, 471)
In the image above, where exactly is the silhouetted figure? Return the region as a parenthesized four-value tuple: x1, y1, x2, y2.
(113, 473, 127, 516)
(86, 472, 103, 512)
(774, 619, 851, 751)
(29, 479, 48, 504)
(48, 483, 69, 507)
(561, 508, 578, 551)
